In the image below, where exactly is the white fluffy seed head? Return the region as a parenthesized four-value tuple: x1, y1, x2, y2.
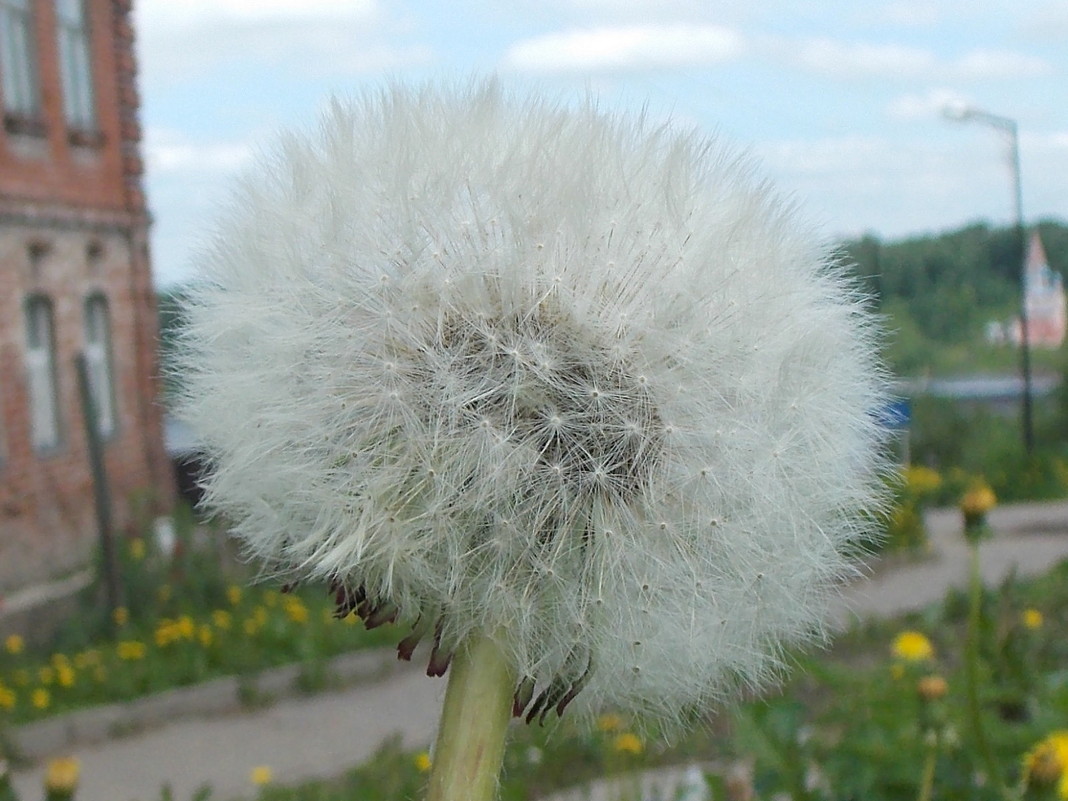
(177, 80, 889, 726)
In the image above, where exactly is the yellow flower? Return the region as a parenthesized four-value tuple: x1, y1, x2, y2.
(613, 732, 643, 755)
(31, 688, 50, 710)
(4, 634, 24, 655)
(0, 685, 15, 710)
(177, 615, 196, 640)
(1023, 609, 1044, 630)
(155, 621, 175, 648)
(960, 484, 997, 517)
(891, 631, 934, 662)
(198, 625, 214, 647)
(117, 641, 146, 661)
(212, 610, 232, 630)
(905, 465, 942, 496)
(128, 538, 146, 560)
(1023, 731, 1068, 798)
(56, 664, 75, 689)
(113, 606, 130, 627)
(283, 597, 308, 624)
(414, 751, 432, 772)
(250, 765, 273, 786)
(38, 666, 55, 685)
(341, 611, 359, 625)
(227, 585, 243, 606)
(44, 757, 80, 794)
(596, 713, 624, 733)
(243, 619, 260, 637)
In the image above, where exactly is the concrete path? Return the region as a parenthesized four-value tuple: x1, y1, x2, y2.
(835, 499, 1068, 625)
(11, 663, 445, 801)
(11, 500, 1068, 801)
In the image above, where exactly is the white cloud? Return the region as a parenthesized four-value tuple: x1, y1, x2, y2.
(504, 25, 745, 72)
(887, 88, 972, 120)
(953, 50, 1052, 79)
(755, 131, 1068, 240)
(787, 38, 1053, 82)
(757, 135, 994, 237)
(135, 6, 427, 84)
(1021, 2, 1068, 41)
(792, 39, 936, 79)
(144, 129, 253, 174)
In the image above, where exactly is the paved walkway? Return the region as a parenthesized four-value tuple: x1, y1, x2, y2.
(10, 500, 1068, 801)
(835, 499, 1068, 625)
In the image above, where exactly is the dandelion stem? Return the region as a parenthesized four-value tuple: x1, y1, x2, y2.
(426, 632, 517, 801)
(965, 541, 1009, 799)
(916, 744, 937, 801)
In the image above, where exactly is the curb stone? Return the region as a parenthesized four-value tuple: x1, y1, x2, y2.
(10, 646, 404, 762)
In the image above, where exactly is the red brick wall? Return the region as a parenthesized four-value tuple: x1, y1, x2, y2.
(0, 0, 172, 594)
(0, 1, 131, 209)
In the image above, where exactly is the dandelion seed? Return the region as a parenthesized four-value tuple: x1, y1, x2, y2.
(178, 80, 887, 725)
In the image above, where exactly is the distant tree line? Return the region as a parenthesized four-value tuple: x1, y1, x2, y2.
(841, 220, 1068, 374)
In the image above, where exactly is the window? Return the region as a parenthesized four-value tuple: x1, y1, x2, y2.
(25, 296, 62, 451)
(0, 0, 43, 130)
(55, 0, 96, 133)
(84, 294, 116, 438)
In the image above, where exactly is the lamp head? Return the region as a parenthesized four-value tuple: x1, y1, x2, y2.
(941, 103, 974, 122)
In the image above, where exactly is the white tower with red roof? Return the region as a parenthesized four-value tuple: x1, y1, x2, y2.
(1012, 231, 1065, 348)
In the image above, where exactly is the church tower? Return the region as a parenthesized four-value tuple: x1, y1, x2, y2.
(1015, 231, 1066, 348)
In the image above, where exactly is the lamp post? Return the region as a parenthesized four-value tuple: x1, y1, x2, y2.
(943, 104, 1034, 455)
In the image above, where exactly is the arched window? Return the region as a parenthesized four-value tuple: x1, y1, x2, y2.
(25, 295, 62, 451)
(55, 0, 96, 133)
(84, 293, 115, 438)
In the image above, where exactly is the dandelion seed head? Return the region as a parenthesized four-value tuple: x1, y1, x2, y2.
(178, 80, 888, 726)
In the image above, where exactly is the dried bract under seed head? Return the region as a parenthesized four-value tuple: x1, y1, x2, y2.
(177, 80, 888, 726)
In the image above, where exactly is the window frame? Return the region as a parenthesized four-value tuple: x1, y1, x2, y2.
(83, 292, 117, 439)
(0, 0, 46, 136)
(54, 0, 98, 138)
(24, 294, 63, 453)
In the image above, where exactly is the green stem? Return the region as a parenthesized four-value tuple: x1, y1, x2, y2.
(916, 744, 937, 801)
(426, 632, 517, 801)
(965, 541, 1009, 799)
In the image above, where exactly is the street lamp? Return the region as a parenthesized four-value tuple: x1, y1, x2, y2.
(943, 104, 1034, 455)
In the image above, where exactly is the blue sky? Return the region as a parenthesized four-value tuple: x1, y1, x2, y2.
(132, 0, 1068, 287)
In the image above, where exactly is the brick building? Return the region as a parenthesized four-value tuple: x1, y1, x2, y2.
(0, 0, 171, 594)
